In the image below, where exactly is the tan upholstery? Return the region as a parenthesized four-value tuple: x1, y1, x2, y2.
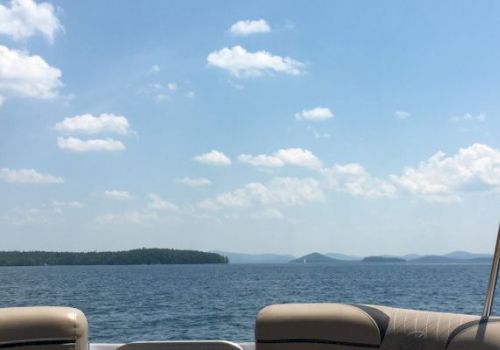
(0, 307, 88, 350)
(256, 304, 382, 350)
(448, 320, 500, 350)
(256, 303, 500, 350)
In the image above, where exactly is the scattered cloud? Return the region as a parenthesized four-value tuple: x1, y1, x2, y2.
(148, 193, 177, 211)
(175, 177, 211, 187)
(96, 210, 159, 225)
(0, 45, 61, 104)
(186, 91, 195, 98)
(52, 200, 84, 208)
(149, 64, 160, 74)
(97, 193, 178, 225)
(323, 163, 397, 198)
(207, 45, 302, 78)
(103, 190, 132, 200)
(154, 93, 169, 103)
(251, 207, 284, 220)
(0, 168, 63, 184)
(55, 113, 130, 135)
(1, 207, 49, 225)
(228, 80, 244, 89)
(307, 126, 331, 139)
(390, 143, 500, 203)
(295, 107, 333, 121)
(238, 148, 322, 169)
(394, 110, 410, 120)
(51, 200, 83, 214)
(167, 83, 177, 91)
(0, 0, 62, 42)
(198, 177, 323, 210)
(194, 150, 231, 166)
(451, 112, 486, 123)
(57, 137, 125, 152)
(229, 19, 271, 36)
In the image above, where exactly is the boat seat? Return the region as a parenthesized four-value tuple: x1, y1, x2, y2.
(256, 303, 500, 350)
(0, 307, 88, 350)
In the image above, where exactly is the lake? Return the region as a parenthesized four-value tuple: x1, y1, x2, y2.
(0, 263, 495, 343)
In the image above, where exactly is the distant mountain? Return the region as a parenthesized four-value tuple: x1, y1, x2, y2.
(212, 251, 295, 264)
(413, 255, 492, 264)
(443, 251, 492, 260)
(402, 254, 422, 260)
(325, 252, 361, 260)
(290, 252, 337, 264)
(363, 256, 406, 263)
(212, 250, 492, 264)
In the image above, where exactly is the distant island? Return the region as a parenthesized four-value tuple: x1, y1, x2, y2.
(411, 255, 491, 264)
(212, 251, 295, 264)
(289, 252, 337, 264)
(0, 248, 228, 266)
(215, 250, 492, 264)
(363, 256, 406, 263)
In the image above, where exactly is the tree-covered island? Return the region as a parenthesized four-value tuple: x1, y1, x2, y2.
(0, 248, 229, 266)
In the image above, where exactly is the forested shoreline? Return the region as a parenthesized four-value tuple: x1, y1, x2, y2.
(0, 248, 229, 266)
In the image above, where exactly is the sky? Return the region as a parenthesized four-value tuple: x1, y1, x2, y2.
(0, 0, 499, 256)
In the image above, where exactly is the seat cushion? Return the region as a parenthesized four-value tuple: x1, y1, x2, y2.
(0, 307, 88, 350)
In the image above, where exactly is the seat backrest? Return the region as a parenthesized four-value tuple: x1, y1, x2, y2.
(255, 303, 500, 350)
(0, 307, 88, 350)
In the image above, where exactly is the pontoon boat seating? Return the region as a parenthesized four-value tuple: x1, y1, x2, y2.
(0, 307, 88, 350)
(255, 303, 500, 350)
(2, 304, 500, 350)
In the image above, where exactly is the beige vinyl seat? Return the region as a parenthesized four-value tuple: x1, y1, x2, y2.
(0, 307, 88, 350)
(256, 303, 500, 350)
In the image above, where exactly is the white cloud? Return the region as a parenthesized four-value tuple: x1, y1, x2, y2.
(251, 207, 284, 220)
(0, 167, 63, 184)
(394, 110, 410, 120)
(229, 19, 271, 36)
(155, 94, 169, 103)
(198, 177, 323, 210)
(0, 0, 62, 42)
(194, 150, 231, 166)
(307, 127, 331, 139)
(57, 137, 125, 152)
(1, 207, 48, 225)
(96, 210, 159, 225)
(207, 45, 302, 78)
(295, 107, 333, 121)
(148, 193, 177, 211)
(390, 143, 500, 203)
(52, 200, 84, 208)
(103, 190, 132, 200)
(55, 113, 130, 135)
(451, 112, 486, 123)
(238, 154, 284, 168)
(186, 91, 195, 98)
(167, 83, 177, 91)
(51, 200, 83, 214)
(323, 163, 397, 198)
(0, 45, 61, 104)
(149, 64, 160, 74)
(238, 148, 322, 169)
(175, 177, 211, 187)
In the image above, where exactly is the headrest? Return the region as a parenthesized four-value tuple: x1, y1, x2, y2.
(0, 306, 88, 350)
(256, 303, 384, 350)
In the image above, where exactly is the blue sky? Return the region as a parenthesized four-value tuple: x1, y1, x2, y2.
(0, 0, 499, 256)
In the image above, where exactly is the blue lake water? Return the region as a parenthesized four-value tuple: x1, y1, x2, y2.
(0, 263, 496, 343)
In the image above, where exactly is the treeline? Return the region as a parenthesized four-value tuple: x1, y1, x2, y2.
(0, 248, 229, 266)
